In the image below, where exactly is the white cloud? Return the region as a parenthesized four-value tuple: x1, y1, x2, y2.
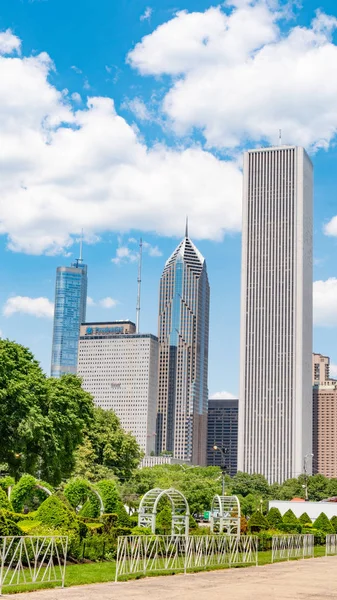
(71, 92, 82, 103)
(99, 297, 118, 309)
(87, 296, 95, 306)
(128, 3, 337, 150)
(71, 65, 82, 74)
(112, 238, 163, 264)
(313, 278, 337, 326)
(140, 7, 152, 22)
(3, 296, 54, 318)
(123, 97, 151, 121)
(210, 390, 237, 400)
(0, 30, 242, 255)
(0, 29, 21, 55)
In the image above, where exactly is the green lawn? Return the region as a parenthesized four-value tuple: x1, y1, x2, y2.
(0, 544, 329, 595)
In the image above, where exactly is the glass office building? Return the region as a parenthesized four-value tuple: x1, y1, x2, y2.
(156, 229, 210, 465)
(51, 259, 87, 377)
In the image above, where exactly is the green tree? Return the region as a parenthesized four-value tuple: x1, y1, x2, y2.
(74, 408, 143, 482)
(0, 341, 49, 479)
(248, 511, 269, 532)
(41, 375, 94, 485)
(231, 472, 269, 497)
(313, 512, 334, 533)
(307, 475, 329, 501)
(278, 478, 304, 500)
(299, 512, 311, 526)
(267, 507, 283, 529)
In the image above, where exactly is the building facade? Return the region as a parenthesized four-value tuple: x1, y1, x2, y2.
(313, 353, 330, 385)
(51, 259, 87, 377)
(238, 146, 313, 483)
(207, 399, 238, 477)
(77, 322, 158, 454)
(156, 232, 210, 465)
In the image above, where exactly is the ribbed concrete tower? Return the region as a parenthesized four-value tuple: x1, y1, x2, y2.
(238, 146, 313, 483)
(156, 226, 210, 464)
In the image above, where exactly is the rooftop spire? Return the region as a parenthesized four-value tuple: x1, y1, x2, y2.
(185, 216, 189, 239)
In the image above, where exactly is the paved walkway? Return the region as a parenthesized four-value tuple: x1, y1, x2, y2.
(12, 556, 337, 600)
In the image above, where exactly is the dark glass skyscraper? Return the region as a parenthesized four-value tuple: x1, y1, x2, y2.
(156, 229, 210, 464)
(207, 399, 238, 477)
(51, 258, 87, 378)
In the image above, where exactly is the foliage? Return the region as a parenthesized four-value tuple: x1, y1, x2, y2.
(279, 509, 301, 533)
(313, 512, 334, 533)
(0, 486, 12, 511)
(0, 476, 15, 492)
(330, 516, 337, 533)
(36, 495, 79, 532)
(41, 376, 95, 485)
(248, 511, 269, 532)
(73, 408, 142, 482)
(131, 526, 152, 535)
(231, 472, 270, 497)
(10, 474, 52, 513)
(299, 512, 312, 526)
(0, 340, 94, 485)
(114, 502, 132, 527)
(240, 515, 248, 534)
(95, 480, 120, 513)
(0, 509, 24, 536)
(156, 506, 172, 534)
(267, 507, 283, 529)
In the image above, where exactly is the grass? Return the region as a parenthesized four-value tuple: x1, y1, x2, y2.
(0, 544, 330, 594)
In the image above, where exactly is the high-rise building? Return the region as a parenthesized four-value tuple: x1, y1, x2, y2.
(156, 227, 210, 465)
(51, 257, 87, 377)
(313, 353, 330, 385)
(77, 322, 158, 454)
(207, 398, 238, 477)
(238, 146, 313, 483)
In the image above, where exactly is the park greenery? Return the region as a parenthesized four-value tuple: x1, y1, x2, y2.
(1, 339, 337, 563)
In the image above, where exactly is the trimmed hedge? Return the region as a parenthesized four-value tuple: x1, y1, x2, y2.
(248, 511, 269, 532)
(313, 512, 334, 533)
(267, 507, 283, 529)
(0, 487, 12, 511)
(299, 512, 312, 526)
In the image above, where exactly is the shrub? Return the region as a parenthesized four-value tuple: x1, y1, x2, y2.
(156, 506, 172, 534)
(279, 509, 301, 533)
(95, 480, 120, 514)
(64, 478, 101, 518)
(267, 507, 283, 529)
(100, 513, 118, 534)
(0, 510, 24, 536)
(11, 475, 52, 513)
(79, 499, 99, 519)
(240, 515, 248, 534)
(257, 531, 273, 551)
(0, 487, 12, 511)
(189, 515, 198, 531)
(131, 526, 152, 535)
(248, 511, 269, 532)
(299, 512, 312, 526)
(313, 512, 334, 533)
(330, 516, 337, 533)
(114, 502, 132, 527)
(36, 495, 79, 532)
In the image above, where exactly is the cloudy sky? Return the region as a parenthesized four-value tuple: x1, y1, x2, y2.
(1, 0, 337, 396)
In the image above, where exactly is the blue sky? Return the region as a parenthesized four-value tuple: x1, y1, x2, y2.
(1, 0, 337, 396)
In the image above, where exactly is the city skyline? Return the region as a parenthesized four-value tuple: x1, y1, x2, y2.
(2, 0, 337, 400)
(238, 146, 313, 483)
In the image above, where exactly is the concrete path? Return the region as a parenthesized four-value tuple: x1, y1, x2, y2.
(11, 556, 337, 600)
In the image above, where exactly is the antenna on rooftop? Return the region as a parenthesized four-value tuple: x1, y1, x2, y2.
(279, 129, 282, 145)
(185, 216, 189, 238)
(79, 228, 83, 262)
(136, 238, 143, 334)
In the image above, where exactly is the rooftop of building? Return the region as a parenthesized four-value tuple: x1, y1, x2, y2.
(82, 320, 136, 326)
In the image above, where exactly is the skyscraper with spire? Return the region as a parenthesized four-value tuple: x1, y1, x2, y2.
(51, 238, 88, 378)
(156, 223, 210, 464)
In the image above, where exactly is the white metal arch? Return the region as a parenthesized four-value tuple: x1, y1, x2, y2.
(138, 487, 190, 535)
(210, 495, 241, 536)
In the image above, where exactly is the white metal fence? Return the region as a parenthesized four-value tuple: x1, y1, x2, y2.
(326, 534, 337, 555)
(0, 536, 68, 595)
(115, 534, 258, 581)
(271, 535, 314, 563)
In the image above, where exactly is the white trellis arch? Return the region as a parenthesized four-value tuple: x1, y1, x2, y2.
(210, 495, 241, 536)
(138, 488, 190, 535)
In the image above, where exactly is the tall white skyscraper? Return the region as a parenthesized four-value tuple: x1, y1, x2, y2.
(238, 146, 313, 483)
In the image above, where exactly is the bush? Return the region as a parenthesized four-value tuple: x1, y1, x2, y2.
(36, 495, 79, 533)
(131, 526, 152, 535)
(248, 511, 269, 532)
(279, 509, 301, 533)
(0, 487, 12, 511)
(100, 513, 118, 534)
(240, 515, 248, 534)
(95, 480, 120, 513)
(267, 507, 283, 529)
(0, 510, 24, 536)
(299, 512, 312, 526)
(11, 475, 52, 513)
(114, 502, 132, 527)
(330, 516, 337, 533)
(313, 512, 334, 533)
(257, 531, 273, 551)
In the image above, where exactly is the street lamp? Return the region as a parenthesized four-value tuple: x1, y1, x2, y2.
(303, 453, 314, 501)
(213, 445, 229, 496)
